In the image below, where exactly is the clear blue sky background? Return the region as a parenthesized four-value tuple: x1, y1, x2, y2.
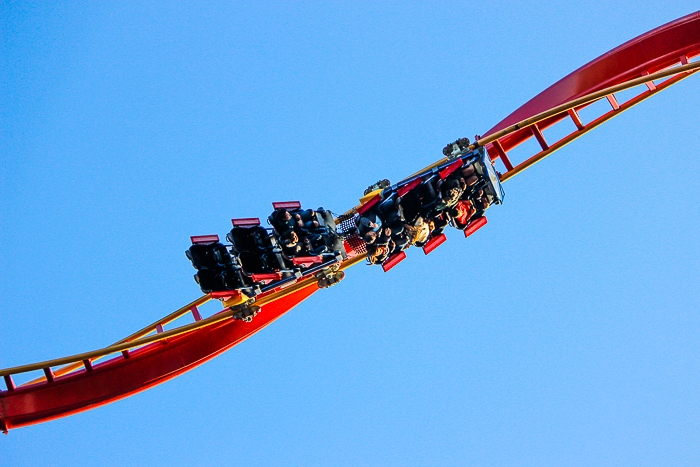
(2, 2, 699, 466)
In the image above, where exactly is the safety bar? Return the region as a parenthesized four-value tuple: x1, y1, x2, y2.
(356, 195, 381, 215)
(397, 178, 422, 198)
(440, 159, 464, 179)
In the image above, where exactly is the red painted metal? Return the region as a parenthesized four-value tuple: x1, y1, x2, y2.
(292, 256, 322, 265)
(382, 251, 406, 272)
(464, 217, 488, 238)
(231, 218, 261, 227)
(43, 368, 55, 383)
(4, 375, 15, 392)
(156, 324, 168, 345)
(251, 273, 283, 282)
(642, 71, 657, 91)
(0, 285, 320, 431)
(209, 291, 237, 300)
(567, 108, 585, 130)
(190, 235, 219, 244)
(191, 306, 202, 322)
(272, 201, 302, 210)
(397, 178, 421, 198)
(606, 94, 620, 110)
(484, 11, 700, 162)
(423, 234, 447, 255)
(439, 159, 463, 180)
(491, 140, 514, 171)
(530, 124, 549, 151)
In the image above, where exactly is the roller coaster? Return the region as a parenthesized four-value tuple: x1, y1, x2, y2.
(1, 11, 699, 433)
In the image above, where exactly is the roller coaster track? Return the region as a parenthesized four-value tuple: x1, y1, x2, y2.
(1, 11, 699, 433)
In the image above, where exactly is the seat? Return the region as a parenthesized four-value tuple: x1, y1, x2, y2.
(398, 190, 423, 225)
(303, 234, 331, 255)
(220, 267, 251, 291)
(213, 244, 233, 267)
(237, 251, 267, 275)
(316, 209, 337, 231)
(261, 250, 294, 273)
(194, 269, 225, 294)
(228, 226, 274, 254)
(269, 207, 303, 235)
(252, 227, 278, 251)
(186, 242, 231, 271)
(377, 194, 404, 226)
(417, 176, 441, 212)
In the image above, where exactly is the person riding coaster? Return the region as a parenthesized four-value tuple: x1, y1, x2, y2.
(271, 206, 346, 261)
(270, 208, 324, 236)
(353, 146, 504, 266)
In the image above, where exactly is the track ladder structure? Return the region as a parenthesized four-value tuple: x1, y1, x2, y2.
(1, 11, 699, 433)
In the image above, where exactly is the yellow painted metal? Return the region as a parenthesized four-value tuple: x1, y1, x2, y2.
(222, 292, 249, 308)
(122, 295, 212, 341)
(338, 252, 368, 271)
(359, 189, 382, 205)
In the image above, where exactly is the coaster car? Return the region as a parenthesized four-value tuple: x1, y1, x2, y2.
(186, 241, 260, 296)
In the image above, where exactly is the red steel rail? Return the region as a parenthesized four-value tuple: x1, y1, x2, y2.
(483, 11, 700, 176)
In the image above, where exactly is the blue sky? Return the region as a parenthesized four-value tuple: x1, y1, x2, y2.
(2, 2, 699, 466)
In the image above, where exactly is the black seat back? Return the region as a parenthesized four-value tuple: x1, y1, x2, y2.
(261, 251, 292, 272)
(221, 267, 250, 290)
(237, 251, 266, 274)
(252, 227, 278, 251)
(194, 269, 225, 293)
(187, 242, 229, 270)
(228, 227, 259, 253)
